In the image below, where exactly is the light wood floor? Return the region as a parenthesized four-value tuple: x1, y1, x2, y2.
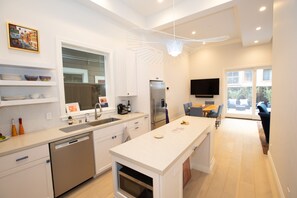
(63, 118, 279, 198)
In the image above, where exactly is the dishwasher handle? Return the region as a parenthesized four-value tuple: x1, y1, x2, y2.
(54, 135, 90, 150)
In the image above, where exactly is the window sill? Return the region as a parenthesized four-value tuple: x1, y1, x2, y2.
(61, 107, 116, 121)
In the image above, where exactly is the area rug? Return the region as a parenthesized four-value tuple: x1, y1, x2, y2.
(257, 121, 269, 154)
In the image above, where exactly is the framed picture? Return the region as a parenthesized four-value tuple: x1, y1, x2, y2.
(7, 22, 39, 53)
(99, 96, 109, 108)
(65, 102, 80, 114)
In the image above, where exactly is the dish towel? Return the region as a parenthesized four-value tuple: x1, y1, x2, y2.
(122, 126, 131, 142)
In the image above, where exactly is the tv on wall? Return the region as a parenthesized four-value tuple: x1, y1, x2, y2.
(190, 78, 220, 95)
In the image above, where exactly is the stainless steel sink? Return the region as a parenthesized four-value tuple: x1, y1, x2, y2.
(88, 117, 121, 126)
(60, 118, 121, 133)
(60, 123, 91, 133)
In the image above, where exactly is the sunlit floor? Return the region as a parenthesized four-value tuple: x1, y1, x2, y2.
(64, 118, 279, 198)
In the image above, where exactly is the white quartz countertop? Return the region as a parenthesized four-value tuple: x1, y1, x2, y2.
(110, 116, 214, 175)
(0, 112, 147, 157)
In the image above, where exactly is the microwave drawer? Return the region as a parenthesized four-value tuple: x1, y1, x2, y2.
(119, 166, 153, 198)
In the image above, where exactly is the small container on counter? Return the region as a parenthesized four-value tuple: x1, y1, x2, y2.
(19, 118, 25, 135)
(11, 119, 18, 136)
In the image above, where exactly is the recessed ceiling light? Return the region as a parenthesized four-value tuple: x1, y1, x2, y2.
(202, 41, 206, 45)
(157, 0, 164, 3)
(254, 40, 259, 44)
(259, 6, 266, 12)
(256, 26, 262, 31)
(192, 31, 196, 35)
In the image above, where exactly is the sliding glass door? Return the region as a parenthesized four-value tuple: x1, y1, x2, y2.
(225, 67, 272, 119)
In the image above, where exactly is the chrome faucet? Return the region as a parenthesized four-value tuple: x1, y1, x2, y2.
(94, 103, 102, 120)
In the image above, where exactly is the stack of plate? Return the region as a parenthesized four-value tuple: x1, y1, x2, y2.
(2, 96, 26, 101)
(0, 74, 22, 81)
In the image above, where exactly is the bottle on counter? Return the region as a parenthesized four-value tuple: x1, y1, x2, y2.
(127, 100, 131, 112)
(11, 119, 18, 137)
(68, 116, 73, 125)
(19, 118, 25, 135)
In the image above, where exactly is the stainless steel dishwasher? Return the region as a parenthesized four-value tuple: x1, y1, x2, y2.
(50, 132, 95, 197)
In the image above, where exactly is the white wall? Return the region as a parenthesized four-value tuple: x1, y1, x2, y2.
(164, 53, 190, 120)
(0, 0, 139, 134)
(0, 0, 189, 135)
(189, 42, 272, 106)
(270, 0, 297, 197)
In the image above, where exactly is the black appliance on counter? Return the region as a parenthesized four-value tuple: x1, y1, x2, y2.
(117, 104, 128, 115)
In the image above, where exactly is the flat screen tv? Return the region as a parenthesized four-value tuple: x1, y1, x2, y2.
(191, 78, 220, 95)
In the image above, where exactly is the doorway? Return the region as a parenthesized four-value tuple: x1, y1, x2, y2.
(225, 67, 272, 119)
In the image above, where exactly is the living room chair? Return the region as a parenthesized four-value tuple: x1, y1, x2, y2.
(183, 102, 192, 115)
(257, 103, 270, 143)
(189, 107, 203, 117)
(207, 104, 224, 128)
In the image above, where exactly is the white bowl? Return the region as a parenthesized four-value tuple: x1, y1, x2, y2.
(30, 93, 40, 99)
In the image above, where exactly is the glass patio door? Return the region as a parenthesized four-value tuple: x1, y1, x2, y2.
(226, 69, 253, 119)
(225, 67, 272, 119)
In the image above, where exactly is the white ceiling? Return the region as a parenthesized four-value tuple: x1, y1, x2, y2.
(80, 0, 273, 50)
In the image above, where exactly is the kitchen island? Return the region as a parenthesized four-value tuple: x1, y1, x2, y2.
(110, 116, 215, 198)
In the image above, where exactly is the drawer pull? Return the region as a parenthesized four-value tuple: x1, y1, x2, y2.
(135, 127, 139, 130)
(16, 156, 29, 162)
(134, 122, 139, 124)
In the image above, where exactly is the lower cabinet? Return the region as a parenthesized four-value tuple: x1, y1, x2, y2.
(127, 116, 149, 139)
(93, 123, 124, 175)
(0, 144, 53, 198)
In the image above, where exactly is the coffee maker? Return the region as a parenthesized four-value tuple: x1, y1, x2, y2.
(117, 104, 128, 115)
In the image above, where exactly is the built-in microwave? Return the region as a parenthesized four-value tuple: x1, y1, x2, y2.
(118, 166, 153, 198)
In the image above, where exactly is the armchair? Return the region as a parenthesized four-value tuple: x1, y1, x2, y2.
(207, 104, 224, 128)
(257, 103, 270, 143)
(183, 102, 192, 115)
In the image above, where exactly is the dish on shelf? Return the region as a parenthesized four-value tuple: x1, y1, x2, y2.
(2, 96, 26, 101)
(24, 75, 38, 81)
(0, 74, 22, 81)
(42, 93, 51, 98)
(39, 76, 51, 81)
(30, 93, 40, 99)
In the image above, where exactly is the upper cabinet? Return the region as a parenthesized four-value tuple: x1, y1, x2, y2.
(116, 49, 137, 97)
(0, 63, 58, 107)
(148, 48, 164, 81)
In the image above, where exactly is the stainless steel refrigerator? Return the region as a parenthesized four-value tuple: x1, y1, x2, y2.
(150, 80, 166, 130)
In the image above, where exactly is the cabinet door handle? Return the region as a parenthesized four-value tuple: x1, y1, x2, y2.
(16, 156, 29, 162)
(135, 127, 139, 130)
(46, 159, 51, 163)
(134, 122, 139, 124)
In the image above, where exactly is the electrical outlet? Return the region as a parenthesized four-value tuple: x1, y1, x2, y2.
(46, 112, 52, 120)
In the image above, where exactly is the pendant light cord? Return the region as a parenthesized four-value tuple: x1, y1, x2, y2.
(173, 0, 176, 41)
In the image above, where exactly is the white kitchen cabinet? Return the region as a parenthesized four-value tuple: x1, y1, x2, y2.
(0, 63, 57, 107)
(116, 49, 137, 96)
(127, 115, 149, 139)
(148, 48, 164, 81)
(0, 144, 53, 198)
(93, 123, 124, 175)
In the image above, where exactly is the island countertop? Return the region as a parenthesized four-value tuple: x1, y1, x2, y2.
(110, 116, 214, 175)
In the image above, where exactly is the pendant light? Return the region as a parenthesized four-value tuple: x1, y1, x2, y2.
(166, 0, 183, 57)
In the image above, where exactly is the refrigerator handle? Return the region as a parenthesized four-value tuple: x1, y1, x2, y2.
(152, 99, 156, 124)
(161, 99, 165, 108)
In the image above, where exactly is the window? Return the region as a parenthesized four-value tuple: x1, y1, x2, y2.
(263, 69, 272, 81)
(227, 71, 239, 84)
(62, 47, 107, 111)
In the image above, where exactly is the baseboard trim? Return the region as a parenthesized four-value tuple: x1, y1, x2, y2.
(267, 151, 285, 198)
